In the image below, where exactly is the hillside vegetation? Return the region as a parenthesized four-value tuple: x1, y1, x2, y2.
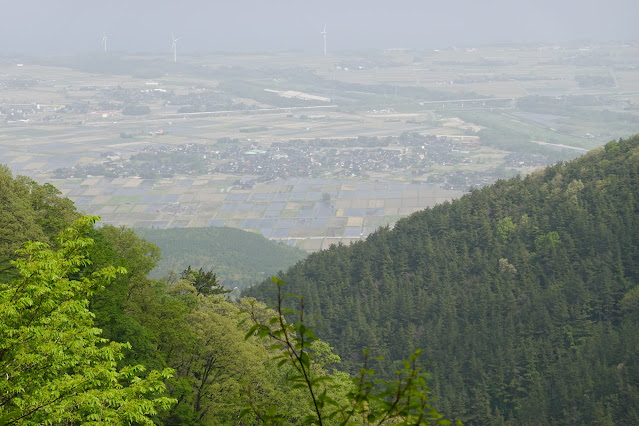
(2, 165, 444, 424)
(135, 226, 307, 290)
(3, 134, 639, 424)
(0, 165, 79, 278)
(246, 135, 639, 424)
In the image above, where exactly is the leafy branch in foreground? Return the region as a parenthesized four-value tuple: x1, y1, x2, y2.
(243, 277, 457, 425)
(0, 216, 175, 425)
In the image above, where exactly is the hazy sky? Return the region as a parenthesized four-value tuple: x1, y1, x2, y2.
(2, 0, 638, 55)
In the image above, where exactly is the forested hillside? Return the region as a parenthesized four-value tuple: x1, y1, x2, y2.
(4, 135, 639, 424)
(246, 135, 639, 424)
(2, 166, 445, 424)
(135, 226, 306, 289)
(0, 167, 325, 424)
(0, 165, 78, 277)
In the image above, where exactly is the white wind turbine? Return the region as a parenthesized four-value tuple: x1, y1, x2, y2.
(171, 33, 180, 63)
(101, 33, 108, 52)
(321, 25, 327, 56)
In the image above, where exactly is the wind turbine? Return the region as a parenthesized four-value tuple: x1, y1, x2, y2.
(321, 25, 327, 56)
(171, 33, 180, 63)
(101, 33, 108, 52)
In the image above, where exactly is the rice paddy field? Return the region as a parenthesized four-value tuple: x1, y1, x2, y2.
(53, 174, 461, 251)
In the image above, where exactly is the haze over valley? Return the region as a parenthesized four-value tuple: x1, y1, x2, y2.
(2, 2, 639, 424)
(2, 23, 639, 249)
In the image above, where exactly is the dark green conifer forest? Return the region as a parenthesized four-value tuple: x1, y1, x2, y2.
(246, 135, 639, 424)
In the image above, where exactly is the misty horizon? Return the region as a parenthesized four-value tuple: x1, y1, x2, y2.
(2, 0, 639, 56)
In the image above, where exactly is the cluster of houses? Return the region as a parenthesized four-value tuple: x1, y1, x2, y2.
(0, 103, 38, 123)
(54, 143, 211, 179)
(214, 138, 468, 182)
(50, 133, 535, 191)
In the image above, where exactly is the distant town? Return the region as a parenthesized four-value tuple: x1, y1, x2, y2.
(52, 133, 551, 191)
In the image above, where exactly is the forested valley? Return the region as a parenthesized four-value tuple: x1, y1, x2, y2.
(0, 164, 448, 424)
(2, 134, 639, 424)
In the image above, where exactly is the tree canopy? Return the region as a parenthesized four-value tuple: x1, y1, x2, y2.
(0, 216, 174, 424)
(0, 165, 78, 278)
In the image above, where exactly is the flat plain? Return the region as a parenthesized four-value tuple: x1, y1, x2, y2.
(1, 43, 638, 250)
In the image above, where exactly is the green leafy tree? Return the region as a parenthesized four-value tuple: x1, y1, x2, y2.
(496, 216, 516, 243)
(160, 280, 263, 424)
(0, 216, 175, 424)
